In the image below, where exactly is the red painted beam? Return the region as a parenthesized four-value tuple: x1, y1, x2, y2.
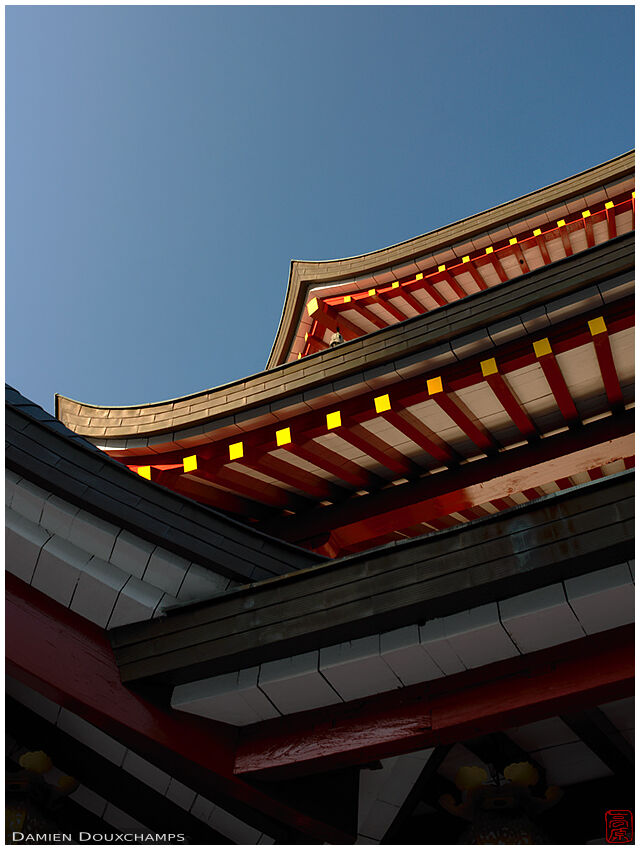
(461, 260, 489, 291)
(337, 297, 388, 331)
(534, 339, 580, 424)
(369, 291, 409, 323)
(480, 252, 508, 283)
(194, 464, 312, 512)
(5, 575, 352, 843)
(235, 625, 634, 779)
(392, 284, 433, 313)
(509, 241, 531, 274)
(331, 420, 423, 479)
(557, 222, 574, 257)
(244, 452, 350, 503)
(307, 298, 362, 341)
(156, 469, 273, 520)
(428, 380, 496, 452)
(533, 232, 551, 265)
(436, 268, 467, 300)
(605, 204, 618, 240)
(282, 440, 384, 491)
(481, 360, 538, 439)
(583, 213, 596, 248)
(590, 321, 624, 409)
(378, 407, 457, 465)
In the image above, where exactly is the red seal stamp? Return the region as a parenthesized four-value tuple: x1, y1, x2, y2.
(606, 810, 633, 844)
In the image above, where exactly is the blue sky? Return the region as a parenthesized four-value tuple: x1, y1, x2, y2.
(6, 6, 634, 414)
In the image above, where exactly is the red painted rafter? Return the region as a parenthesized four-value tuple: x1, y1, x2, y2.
(259, 413, 634, 546)
(377, 407, 458, 465)
(148, 468, 274, 520)
(478, 252, 508, 283)
(6, 575, 353, 844)
(589, 318, 625, 409)
(282, 441, 384, 491)
(427, 379, 496, 453)
(509, 241, 531, 274)
(329, 419, 423, 479)
(307, 298, 362, 341)
(459, 259, 489, 291)
(434, 268, 468, 300)
(605, 203, 618, 239)
(301, 193, 633, 352)
(393, 284, 436, 313)
(557, 221, 574, 257)
(481, 359, 538, 439)
(241, 453, 350, 503)
(336, 297, 388, 331)
(235, 624, 634, 779)
(118, 299, 633, 478)
(532, 231, 551, 264)
(370, 291, 410, 323)
(583, 212, 596, 248)
(534, 338, 580, 425)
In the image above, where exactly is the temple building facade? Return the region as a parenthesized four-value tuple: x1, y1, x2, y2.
(6, 151, 634, 844)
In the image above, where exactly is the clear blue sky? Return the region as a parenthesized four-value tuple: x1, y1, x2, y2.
(6, 6, 634, 414)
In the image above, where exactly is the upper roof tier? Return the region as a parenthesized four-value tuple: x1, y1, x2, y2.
(270, 151, 634, 366)
(57, 151, 634, 441)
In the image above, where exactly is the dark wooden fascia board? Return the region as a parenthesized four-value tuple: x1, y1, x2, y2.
(110, 471, 634, 685)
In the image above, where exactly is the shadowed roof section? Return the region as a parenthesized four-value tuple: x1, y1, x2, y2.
(6, 385, 325, 583)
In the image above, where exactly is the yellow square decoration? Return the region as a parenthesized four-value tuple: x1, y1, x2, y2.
(415, 272, 424, 281)
(374, 394, 391, 414)
(438, 265, 446, 273)
(533, 338, 552, 358)
(426, 376, 443, 395)
(307, 297, 319, 316)
(582, 210, 591, 218)
(137, 466, 151, 480)
(588, 316, 607, 336)
(343, 295, 352, 303)
(183, 455, 198, 473)
(509, 237, 518, 246)
(533, 228, 542, 237)
(605, 201, 615, 210)
(557, 219, 566, 227)
(392, 281, 400, 288)
(276, 427, 291, 446)
(462, 255, 470, 264)
(229, 441, 244, 460)
(368, 289, 377, 297)
(480, 358, 498, 377)
(326, 410, 342, 430)
(485, 246, 494, 254)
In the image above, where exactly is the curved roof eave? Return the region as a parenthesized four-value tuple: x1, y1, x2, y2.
(265, 150, 635, 369)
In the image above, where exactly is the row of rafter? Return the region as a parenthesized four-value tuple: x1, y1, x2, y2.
(121, 304, 633, 549)
(301, 192, 634, 356)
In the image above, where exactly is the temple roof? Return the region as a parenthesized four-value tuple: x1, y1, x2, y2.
(56, 150, 634, 435)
